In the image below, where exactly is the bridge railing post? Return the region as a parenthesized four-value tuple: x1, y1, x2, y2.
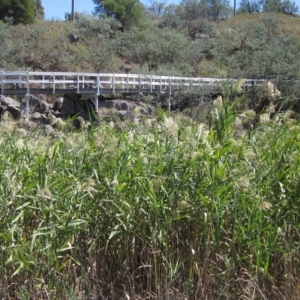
(26, 71, 30, 95)
(127, 73, 129, 93)
(168, 77, 172, 116)
(1, 71, 3, 95)
(77, 73, 80, 94)
(25, 93, 30, 118)
(159, 76, 162, 94)
(138, 74, 141, 102)
(18, 75, 22, 89)
(112, 74, 115, 94)
(53, 73, 55, 94)
(97, 74, 100, 95)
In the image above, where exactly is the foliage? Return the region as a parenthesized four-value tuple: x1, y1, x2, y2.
(0, 21, 15, 69)
(1, 10, 300, 94)
(238, 0, 261, 13)
(93, 0, 145, 30)
(120, 26, 189, 72)
(1, 102, 300, 298)
(35, 0, 44, 20)
(146, 0, 167, 20)
(85, 35, 116, 72)
(74, 13, 121, 37)
(0, 0, 35, 24)
(159, 0, 231, 38)
(238, 0, 298, 14)
(263, 0, 299, 14)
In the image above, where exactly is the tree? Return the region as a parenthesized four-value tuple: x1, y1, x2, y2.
(35, 0, 44, 20)
(93, 0, 145, 30)
(238, 0, 298, 14)
(146, 0, 167, 20)
(159, 0, 230, 38)
(263, 0, 298, 14)
(120, 27, 188, 71)
(238, 0, 261, 13)
(0, 0, 35, 24)
(0, 21, 15, 68)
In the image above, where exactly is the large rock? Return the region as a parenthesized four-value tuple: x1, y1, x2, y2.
(21, 95, 51, 113)
(53, 97, 64, 111)
(98, 100, 115, 109)
(61, 98, 76, 116)
(114, 100, 136, 111)
(0, 95, 20, 107)
(98, 99, 146, 112)
(117, 110, 133, 121)
(68, 33, 79, 43)
(6, 105, 21, 119)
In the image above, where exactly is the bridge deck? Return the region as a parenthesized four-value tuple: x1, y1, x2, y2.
(1, 71, 265, 96)
(0, 88, 176, 96)
(0, 71, 266, 113)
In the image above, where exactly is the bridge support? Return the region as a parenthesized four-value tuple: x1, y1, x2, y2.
(91, 94, 99, 112)
(168, 78, 171, 116)
(25, 94, 30, 118)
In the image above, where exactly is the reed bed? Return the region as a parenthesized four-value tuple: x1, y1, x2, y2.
(0, 105, 300, 299)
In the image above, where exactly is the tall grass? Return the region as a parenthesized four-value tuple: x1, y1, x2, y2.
(0, 105, 300, 299)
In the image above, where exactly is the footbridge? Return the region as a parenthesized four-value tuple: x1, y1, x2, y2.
(0, 71, 266, 112)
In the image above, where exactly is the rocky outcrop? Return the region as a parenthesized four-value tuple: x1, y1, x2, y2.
(0, 93, 155, 132)
(0, 95, 21, 118)
(68, 33, 79, 43)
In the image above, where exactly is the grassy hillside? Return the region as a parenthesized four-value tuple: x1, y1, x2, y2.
(224, 12, 300, 37)
(1, 12, 300, 87)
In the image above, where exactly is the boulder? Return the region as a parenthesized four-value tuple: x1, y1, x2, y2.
(31, 112, 48, 123)
(61, 98, 76, 116)
(31, 112, 42, 121)
(98, 100, 115, 109)
(53, 97, 64, 111)
(115, 101, 131, 111)
(21, 95, 51, 113)
(117, 110, 133, 121)
(68, 33, 79, 43)
(7, 105, 21, 119)
(0, 95, 20, 107)
(44, 124, 56, 135)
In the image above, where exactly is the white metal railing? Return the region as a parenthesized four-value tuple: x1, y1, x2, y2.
(0, 71, 266, 95)
(0, 71, 266, 114)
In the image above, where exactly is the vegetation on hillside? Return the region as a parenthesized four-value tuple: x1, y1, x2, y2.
(0, 1, 300, 95)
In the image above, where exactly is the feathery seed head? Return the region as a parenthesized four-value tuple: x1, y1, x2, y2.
(110, 179, 119, 188)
